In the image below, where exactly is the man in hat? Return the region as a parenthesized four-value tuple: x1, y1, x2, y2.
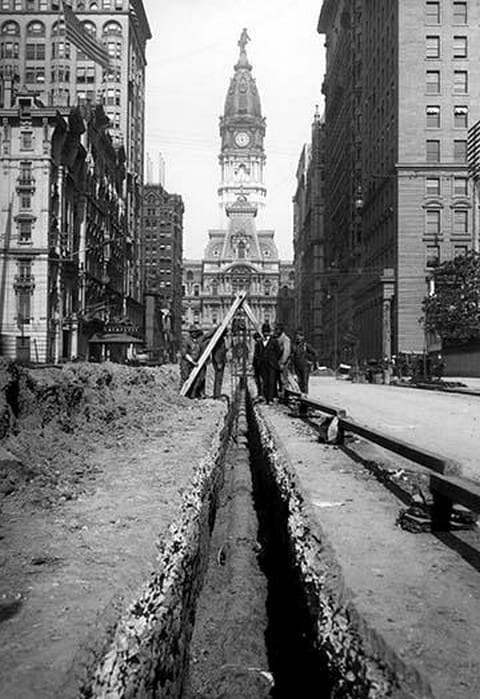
(291, 328, 316, 394)
(202, 325, 228, 399)
(258, 323, 282, 404)
(274, 323, 291, 401)
(180, 324, 206, 398)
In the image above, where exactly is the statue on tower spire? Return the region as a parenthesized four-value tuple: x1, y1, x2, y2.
(238, 28, 250, 51)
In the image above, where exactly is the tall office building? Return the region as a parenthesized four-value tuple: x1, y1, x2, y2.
(0, 0, 151, 308)
(142, 183, 184, 356)
(318, 0, 480, 363)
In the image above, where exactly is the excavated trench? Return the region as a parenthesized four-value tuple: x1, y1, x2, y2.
(85, 387, 430, 698)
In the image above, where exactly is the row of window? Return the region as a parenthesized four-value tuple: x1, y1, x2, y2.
(2, 19, 123, 37)
(426, 138, 466, 162)
(426, 244, 468, 268)
(425, 34, 468, 58)
(426, 104, 468, 128)
(0, 0, 124, 12)
(426, 69, 468, 93)
(425, 208, 470, 235)
(425, 1, 468, 24)
(0, 39, 123, 61)
(425, 175, 468, 196)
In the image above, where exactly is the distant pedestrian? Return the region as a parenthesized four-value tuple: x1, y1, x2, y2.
(204, 326, 228, 398)
(274, 324, 291, 401)
(180, 325, 205, 398)
(259, 323, 282, 404)
(252, 331, 264, 397)
(291, 329, 316, 394)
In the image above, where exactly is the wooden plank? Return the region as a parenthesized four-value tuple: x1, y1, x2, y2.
(430, 473, 480, 513)
(242, 300, 263, 334)
(180, 291, 247, 397)
(339, 417, 461, 476)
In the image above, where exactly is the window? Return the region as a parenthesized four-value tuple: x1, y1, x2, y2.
(18, 219, 32, 242)
(426, 245, 440, 268)
(425, 1, 440, 23)
(1, 0, 11, 10)
(52, 41, 70, 59)
(105, 87, 120, 105)
(106, 40, 122, 58)
(454, 176, 468, 196)
(454, 105, 468, 128)
(454, 245, 468, 257)
(426, 139, 440, 162)
(26, 43, 46, 60)
(453, 1, 467, 24)
(454, 70, 468, 93)
(103, 67, 121, 81)
(426, 177, 440, 196)
(453, 209, 468, 234)
(426, 70, 440, 93)
(20, 132, 33, 150)
(426, 209, 441, 235)
(19, 162, 32, 183)
(453, 35, 467, 58)
(76, 66, 95, 83)
(426, 105, 440, 128)
(102, 20, 122, 35)
(82, 21, 96, 35)
(426, 35, 440, 58)
(0, 40, 19, 58)
(25, 67, 45, 84)
(17, 292, 31, 325)
(51, 19, 65, 35)
(20, 193, 31, 209)
(114, 0, 123, 9)
(453, 139, 467, 162)
(193, 285, 199, 297)
(26, 21, 45, 36)
(1, 20, 20, 35)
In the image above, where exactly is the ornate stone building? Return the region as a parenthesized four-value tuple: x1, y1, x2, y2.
(183, 30, 294, 331)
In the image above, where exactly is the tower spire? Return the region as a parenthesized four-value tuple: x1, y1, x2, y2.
(235, 28, 252, 70)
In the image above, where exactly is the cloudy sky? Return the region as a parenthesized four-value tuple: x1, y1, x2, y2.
(143, 0, 325, 260)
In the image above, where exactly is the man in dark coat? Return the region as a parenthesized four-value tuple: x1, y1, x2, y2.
(180, 325, 206, 398)
(252, 331, 263, 397)
(259, 323, 282, 404)
(209, 327, 228, 398)
(291, 329, 316, 394)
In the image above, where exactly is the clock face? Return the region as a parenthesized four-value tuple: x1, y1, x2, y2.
(235, 131, 250, 147)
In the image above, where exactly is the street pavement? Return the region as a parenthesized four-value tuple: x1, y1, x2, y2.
(308, 376, 480, 482)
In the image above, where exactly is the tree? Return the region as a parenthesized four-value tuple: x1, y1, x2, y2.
(422, 251, 480, 344)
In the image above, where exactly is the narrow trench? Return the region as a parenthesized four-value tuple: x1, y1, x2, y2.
(246, 393, 333, 699)
(185, 392, 333, 697)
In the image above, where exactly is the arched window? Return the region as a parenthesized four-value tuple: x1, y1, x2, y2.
(103, 20, 122, 35)
(237, 241, 246, 259)
(76, 0, 86, 8)
(27, 20, 45, 35)
(1, 21, 20, 35)
(51, 20, 65, 36)
(186, 270, 194, 281)
(89, 1, 98, 9)
(82, 20, 96, 36)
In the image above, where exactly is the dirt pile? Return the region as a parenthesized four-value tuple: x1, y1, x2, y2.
(0, 359, 181, 507)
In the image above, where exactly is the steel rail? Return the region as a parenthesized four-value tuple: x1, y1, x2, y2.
(284, 389, 480, 531)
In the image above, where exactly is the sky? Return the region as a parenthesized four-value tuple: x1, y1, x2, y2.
(143, 0, 326, 260)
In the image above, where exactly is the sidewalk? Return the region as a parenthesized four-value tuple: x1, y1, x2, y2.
(257, 401, 480, 698)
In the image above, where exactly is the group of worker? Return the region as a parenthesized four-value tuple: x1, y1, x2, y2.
(252, 323, 316, 404)
(179, 321, 316, 401)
